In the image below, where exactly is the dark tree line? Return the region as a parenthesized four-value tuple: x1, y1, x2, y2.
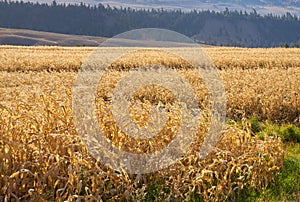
(0, 0, 300, 47)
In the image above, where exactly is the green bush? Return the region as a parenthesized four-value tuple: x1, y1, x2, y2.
(249, 116, 262, 134)
(248, 118, 300, 143)
(279, 125, 300, 143)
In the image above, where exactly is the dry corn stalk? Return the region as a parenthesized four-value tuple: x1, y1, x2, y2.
(0, 46, 291, 201)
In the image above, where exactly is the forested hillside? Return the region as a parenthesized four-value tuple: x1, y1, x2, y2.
(0, 1, 300, 47)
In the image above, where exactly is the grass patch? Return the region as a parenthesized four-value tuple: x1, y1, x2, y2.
(235, 118, 300, 201)
(236, 117, 300, 143)
(240, 144, 300, 202)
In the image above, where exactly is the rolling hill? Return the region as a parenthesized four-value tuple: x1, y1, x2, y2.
(1, 1, 299, 47)
(0, 28, 105, 46)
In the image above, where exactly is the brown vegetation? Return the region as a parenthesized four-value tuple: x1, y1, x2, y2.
(0, 46, 297, 201)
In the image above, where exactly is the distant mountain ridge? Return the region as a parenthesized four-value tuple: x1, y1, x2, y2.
(103, 0, 300, 7)
(95, 0, 300, 15)
(25, 0, 300, 15)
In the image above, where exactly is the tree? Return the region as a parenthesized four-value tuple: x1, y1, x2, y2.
(52, 0, 57, 6)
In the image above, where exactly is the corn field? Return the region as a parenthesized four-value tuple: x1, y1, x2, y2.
(0, 46, 298, 201)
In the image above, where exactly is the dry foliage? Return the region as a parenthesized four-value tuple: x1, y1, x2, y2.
(0, 46, 294, 201)
(0, 90, 284, 201)
(1, 46, 300, 71)
(0, 45, 299, 123)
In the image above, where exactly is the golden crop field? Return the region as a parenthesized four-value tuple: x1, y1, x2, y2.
(0, 46, 299, 201)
